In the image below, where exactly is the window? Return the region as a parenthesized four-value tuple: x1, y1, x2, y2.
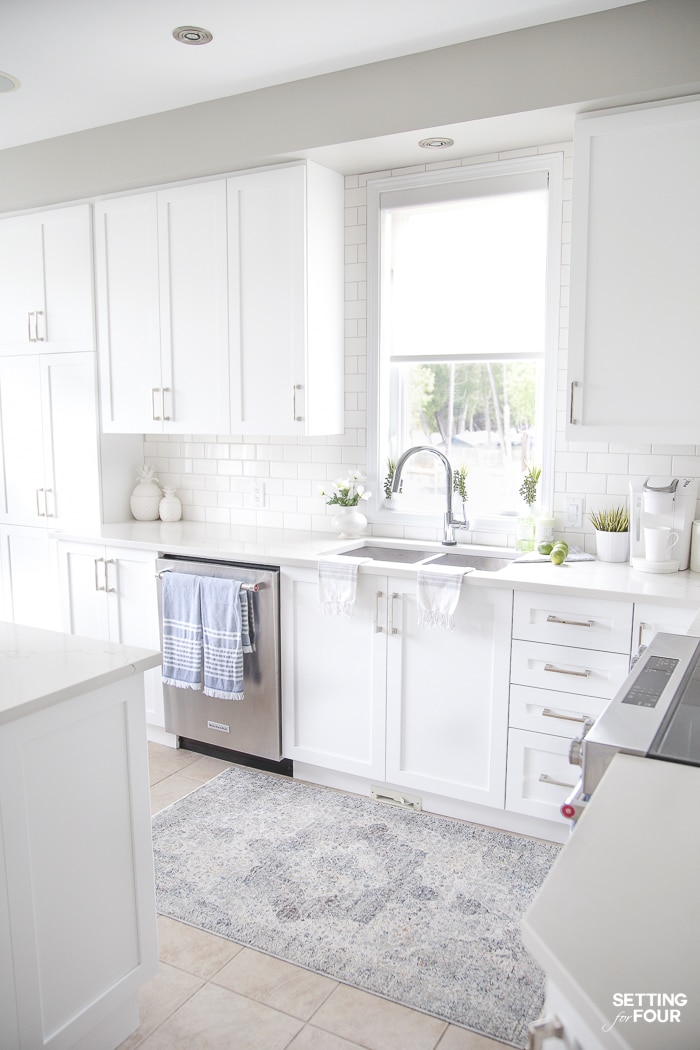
(367, 155, 562, 528)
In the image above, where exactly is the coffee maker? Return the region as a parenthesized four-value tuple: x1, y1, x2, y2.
(629, 477, 698, 572)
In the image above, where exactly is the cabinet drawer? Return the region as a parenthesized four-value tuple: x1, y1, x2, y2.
(506, 728, 578, 824)
(633, 603, 698, 654)
(509, 685, 608, 738)
(511, 640, 630, 700)
(512, 590, 632, 653)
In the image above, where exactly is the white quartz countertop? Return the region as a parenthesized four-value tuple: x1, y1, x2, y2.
(0, 621, 162, 725)
(53, 520, 700, 607)
(522, 753, 700, 1049)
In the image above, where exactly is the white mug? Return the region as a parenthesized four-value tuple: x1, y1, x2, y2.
(644, 526, 679, 562)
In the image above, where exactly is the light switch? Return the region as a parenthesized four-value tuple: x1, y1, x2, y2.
(565, 497, 583, 528)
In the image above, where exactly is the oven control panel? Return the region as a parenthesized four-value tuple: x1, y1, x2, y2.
(621, 655, 680, 708)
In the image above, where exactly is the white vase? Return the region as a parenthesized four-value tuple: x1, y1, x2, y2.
(331, 506, 368, 538)
(159, 488, 182, 523)
(595, 530, 629, 563)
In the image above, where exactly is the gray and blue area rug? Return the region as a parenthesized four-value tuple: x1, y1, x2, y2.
(151, 766, 560, 1048)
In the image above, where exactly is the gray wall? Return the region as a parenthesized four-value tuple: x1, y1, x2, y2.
(2, 0, 700, 212)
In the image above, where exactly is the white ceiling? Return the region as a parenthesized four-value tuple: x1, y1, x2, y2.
(0, 0, 646, 153)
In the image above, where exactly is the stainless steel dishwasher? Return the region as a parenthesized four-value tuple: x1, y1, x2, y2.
(155, 554, 286, 767)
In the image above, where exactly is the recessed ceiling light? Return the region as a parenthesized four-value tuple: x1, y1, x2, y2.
(418, 137, 455, 150)
(0, 72, 20, 93)
(172, 26, 213, 45)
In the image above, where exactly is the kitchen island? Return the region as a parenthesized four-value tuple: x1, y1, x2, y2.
(0, 621, 161, 1050)
(522, 752, 700, 1049)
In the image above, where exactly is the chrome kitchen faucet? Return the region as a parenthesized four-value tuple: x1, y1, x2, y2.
(391, 445, 469, 545)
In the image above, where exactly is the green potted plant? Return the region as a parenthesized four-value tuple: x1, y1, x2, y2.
(453, 465, 468, 518)
(516, 463, 541, 551)
(590, 504, 630, 563)
(383, 457, 403, 508)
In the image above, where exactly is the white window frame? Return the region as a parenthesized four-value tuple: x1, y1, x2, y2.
(365, 152, 563, 535)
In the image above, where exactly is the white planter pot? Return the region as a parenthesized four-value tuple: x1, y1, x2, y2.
(595, 530, 629, 563)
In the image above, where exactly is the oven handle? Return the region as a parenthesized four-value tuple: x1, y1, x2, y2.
(155, 568, 259, 591)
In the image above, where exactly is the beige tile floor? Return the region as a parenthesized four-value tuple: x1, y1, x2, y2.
(122, 741, 511, 1050)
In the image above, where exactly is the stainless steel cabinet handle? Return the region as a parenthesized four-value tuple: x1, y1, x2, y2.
(527, 1015, 564, 1049)
(28, 312, 35, 342)
(36, 488, 45, 516)
(44, 488, 54, 517)
(94, 557, 105, 591)
(293, 384, 303, 422)
(104, 558, 116, 593)
(637, 621, 649, 650)
(35, 309, 45, 341)
(546, 614, 593, 628)
(542, 707, 593, 726)
(388, 592, 399, 635)
(544, 662, 591, 678)
(569, 380, 579, 425)
(539, 773, 577, 790)
(373, 591, 384, 633)
(151, 387, 161, 421)
(162, 387, 171, 421)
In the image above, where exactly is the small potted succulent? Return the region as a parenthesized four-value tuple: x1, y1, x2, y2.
(590, 504, 630, 563)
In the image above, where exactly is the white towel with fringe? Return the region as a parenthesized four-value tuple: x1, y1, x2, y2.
(318, 555, 368, 616)
(417, 567, 469, 629)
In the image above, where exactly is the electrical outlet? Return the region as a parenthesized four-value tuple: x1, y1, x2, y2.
(252, 480, 265, 509)
(565, 497, 584, 528)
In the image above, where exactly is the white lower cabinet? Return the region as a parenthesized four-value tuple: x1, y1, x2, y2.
(281, 567, 513, 809)
(506, 729, 579, 823)
(632, 601, 698, 654)
(56, 541, 164, 728)
(0, 526, 59, 630)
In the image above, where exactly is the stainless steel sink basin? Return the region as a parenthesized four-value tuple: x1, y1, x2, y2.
(335, 545, 435, 563)
(334, 545, 516, 571)
(426, 552, 516, 572)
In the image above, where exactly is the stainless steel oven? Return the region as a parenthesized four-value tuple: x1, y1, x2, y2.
(155, 554, 284, 765)
(562, 631, 700, 824)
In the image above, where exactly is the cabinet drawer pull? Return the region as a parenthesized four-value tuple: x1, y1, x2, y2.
(542, 707, 593, 726)
(374, 591, 384, 633)
(151, 387, 161, 421)
(94, 557, 105, 591)
(546, 614, 593, 628)
(388, 592, 399, 635)
(569, 380, 579, 425)
(544, 662, 591, 678)
(292, 384, 303, 423)
(539, 773, 577, 790)
(104, 558, 116, 593)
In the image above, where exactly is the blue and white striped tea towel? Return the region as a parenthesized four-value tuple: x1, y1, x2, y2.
(161, 572, 203, 690)
(201, 576, 249, 701)
(417, 566, 470, 629)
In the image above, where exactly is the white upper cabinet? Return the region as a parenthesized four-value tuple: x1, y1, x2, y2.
(94, 180, 230, 434)
(567, 97, 700, 442)
(0, 204, 93, 355)
(227, 162, 344, 436)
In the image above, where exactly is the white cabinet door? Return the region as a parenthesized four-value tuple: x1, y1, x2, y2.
(567, 97, 700, 442)
(228, 162, 344, 436)
(95, 182, 229, 434)
(0, 353, 101, 528)
(0, 526, 59, 630)
(0, 205, 93, 356)
(632, 602, 698, 655)
(57, 541, 164, 726)
(94, 192, 161, 432)
(281, 565, 386, 779)
(385, 580, 512, 808)
(505, 728, 577, 824)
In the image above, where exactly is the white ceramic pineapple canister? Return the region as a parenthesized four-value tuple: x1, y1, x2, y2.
(159, 486, 182, 522)
(130, 465, 162, 521)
